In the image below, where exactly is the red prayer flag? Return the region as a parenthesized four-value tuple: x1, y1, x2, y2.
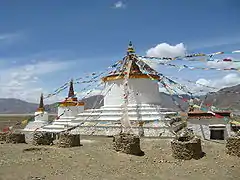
(182, 98, 188, 102)
(2, 127, 10, 132)
(215, 114, 224, 118)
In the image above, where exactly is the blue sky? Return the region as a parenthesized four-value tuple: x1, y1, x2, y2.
(0, 0, 240, 103)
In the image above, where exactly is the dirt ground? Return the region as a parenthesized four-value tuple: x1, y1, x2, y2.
(0, 137, 239, 180)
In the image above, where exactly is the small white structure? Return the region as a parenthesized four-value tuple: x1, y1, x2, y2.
(42, 79, 85, 132)
(24, 93, 49, 131)
(187, 110, 234, 140)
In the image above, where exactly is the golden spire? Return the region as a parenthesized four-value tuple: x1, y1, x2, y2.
(58, 79, 84, 107)
(68, 79, 75, 98)
(37, 93, 44, 112)
(126, 41, 142, 74)
(101, 41, 160, 82)
(127, 41, 135, 54)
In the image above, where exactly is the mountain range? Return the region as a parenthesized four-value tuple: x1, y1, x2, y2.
(0, 84, 239, 114)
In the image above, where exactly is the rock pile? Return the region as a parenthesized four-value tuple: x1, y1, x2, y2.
(57, 133, 81, 148)
(6, 132, 26, 144)
(32, 132, 53, 145)
(0, 132, 7, 141)
(226, 131, 240, 157)
(113, 133, 144, 156)
(171, 129, 203, 160)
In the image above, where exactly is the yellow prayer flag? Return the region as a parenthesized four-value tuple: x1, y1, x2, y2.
(193, 104, 200, 108)
(21, 119, 28, 125)
(230, 121, 240, 125)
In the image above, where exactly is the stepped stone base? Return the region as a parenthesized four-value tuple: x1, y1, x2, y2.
(57, 133, 81, 148)
(32, 132, 53, 145)
(226, 136, 240, 157)
(6, 133, 26, 144)
(71, 126, 174, 137)
(171, 137, 203, 160)
(113, 133, 144, 156)
(41, 104, 177, 135)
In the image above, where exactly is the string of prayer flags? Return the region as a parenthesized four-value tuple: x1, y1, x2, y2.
(43, 59, 121, 100)
(153, 60, 240, 72)
(159, 80, 185, 111)
(138, 49, 240, 62)
(168, 75, 240, 94)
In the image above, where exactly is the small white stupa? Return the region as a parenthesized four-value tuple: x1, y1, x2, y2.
(42, 79, 85, 132)
(24, 93, 49, 131)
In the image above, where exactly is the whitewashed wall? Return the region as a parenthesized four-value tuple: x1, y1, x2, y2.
(104, 78, 161, 106)
(34, 111, 49, 122)
(187, 118, 231, 140)
(58, 106, 84, 117)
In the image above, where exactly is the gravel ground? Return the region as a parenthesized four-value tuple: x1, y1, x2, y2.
(0, 137, 239, 180)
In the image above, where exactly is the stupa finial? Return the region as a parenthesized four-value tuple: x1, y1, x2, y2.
(37, 93, 44, 112)
(127, 41, 135, 54)
(68, 79, 75, 98)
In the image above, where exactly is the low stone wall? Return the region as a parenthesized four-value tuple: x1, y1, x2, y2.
(0, 132, 7, 141)
(113, 133, 144, 156)
(57, 133, 81, 148)
(32, 132, 53, 145)
(171, 137, 203, 160)
(226, 136, 240, 157)
(6, 133, 26, 144)
(71, 126, 174, 138)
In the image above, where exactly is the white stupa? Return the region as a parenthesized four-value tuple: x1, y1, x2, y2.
(42, 79, 85, 132)
(68, 42, 176, 137)
(40, 42, 178, 137)
(24, 93, 49, 131)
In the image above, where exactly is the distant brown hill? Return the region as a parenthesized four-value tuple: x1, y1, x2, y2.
(0, 95, 104, 114)
(201, 84, 240, 111)
(0, 84, 239, 114)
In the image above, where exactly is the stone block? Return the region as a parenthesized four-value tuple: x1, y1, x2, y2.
(57, 133, 81, 148)
(171, 137, 203, 160)
(6, 133, 26, 144)
(226, 136, 240, 157)
(0, 132, 7, 141)
(32, 132, 53, 145)
(113, 133, 144, 156)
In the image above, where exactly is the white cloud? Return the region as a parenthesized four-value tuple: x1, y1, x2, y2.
(193, 73, 240, 93)
(0, 60, 73, 104)
(113, 1, 126, 9)
(146, 43, 186, 58)
(142, 43, 187, 70)
(206, 59, 240, 69)
(0, 32, 23, 44)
